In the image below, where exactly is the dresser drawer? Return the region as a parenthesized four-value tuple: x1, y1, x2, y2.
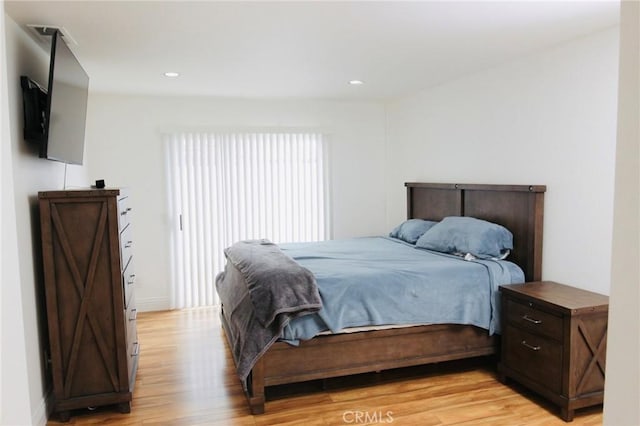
(506, 299, 563, 341)
(127, 338, 140, 383)
(117, 195, 132, 230)
(126, 292, 137, 342)
(126, 312, 138, 372)
(119, 223, 133, 268)
(503, 325, 562, 394)
(122, 257, 136, 309)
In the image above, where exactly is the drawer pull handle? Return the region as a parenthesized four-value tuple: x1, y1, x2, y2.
(125, 241, 133, 248)
(522, 315, 542, 324)
(131, 342, 140, 357)
(127, 274, 136, 285)
(129, 309, 137, 321)
(521, 340, 541, 351)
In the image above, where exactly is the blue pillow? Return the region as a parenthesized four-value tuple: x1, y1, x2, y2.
(415, 216, 513, 259)
(389, 219, 438, 244)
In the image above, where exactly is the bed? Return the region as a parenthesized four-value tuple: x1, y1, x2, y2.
(218, 182, 546, 414)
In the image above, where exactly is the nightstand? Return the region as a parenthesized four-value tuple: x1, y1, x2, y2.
(497, 281, 608, 422)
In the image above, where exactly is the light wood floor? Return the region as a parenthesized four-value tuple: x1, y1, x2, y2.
(48, 307, 603, 425)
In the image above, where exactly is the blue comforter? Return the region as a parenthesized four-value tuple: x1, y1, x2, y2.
(279, 237, 524, 343)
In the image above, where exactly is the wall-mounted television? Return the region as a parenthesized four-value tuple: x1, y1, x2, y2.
(20, 30, 89, 165)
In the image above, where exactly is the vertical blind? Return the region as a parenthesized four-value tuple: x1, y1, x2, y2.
(165, 132, 329, 309)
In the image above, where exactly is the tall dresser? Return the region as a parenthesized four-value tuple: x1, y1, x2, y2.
(39, 189, 138, 421)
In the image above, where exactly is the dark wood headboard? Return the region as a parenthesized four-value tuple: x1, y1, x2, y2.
(405, 183, 546, 282)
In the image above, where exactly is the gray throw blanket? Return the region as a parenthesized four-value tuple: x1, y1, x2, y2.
(216, 239, 322, 387)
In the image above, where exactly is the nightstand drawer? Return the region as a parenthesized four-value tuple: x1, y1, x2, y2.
(503, 326, 562, 394)
(506, 299, 563, 341)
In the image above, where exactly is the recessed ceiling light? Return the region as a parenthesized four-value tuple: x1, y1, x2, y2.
(164, 72, 180, 78)
(349, 80, 364, 85)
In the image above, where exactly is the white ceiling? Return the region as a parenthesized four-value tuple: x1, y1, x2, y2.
(5, 1, 620, 100)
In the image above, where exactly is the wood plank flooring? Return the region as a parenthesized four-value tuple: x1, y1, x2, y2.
(48, 307, 603, 425)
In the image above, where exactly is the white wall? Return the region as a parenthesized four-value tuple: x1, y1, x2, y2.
(1, 15, 90, 425)
(386, 28, 619, 295)
(0, 4, 32, 425)
(604, 1, 640, 424)
(85, 95, 387, 311)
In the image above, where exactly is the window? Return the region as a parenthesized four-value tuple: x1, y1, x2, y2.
(165, 132, 329, 308)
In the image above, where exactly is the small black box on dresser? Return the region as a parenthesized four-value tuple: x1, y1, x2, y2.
(498, 281, 608, 422)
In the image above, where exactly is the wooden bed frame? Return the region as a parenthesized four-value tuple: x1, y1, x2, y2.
(222, 182, 546, 414)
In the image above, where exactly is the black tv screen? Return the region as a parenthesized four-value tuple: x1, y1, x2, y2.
(42, 30, 89, 165)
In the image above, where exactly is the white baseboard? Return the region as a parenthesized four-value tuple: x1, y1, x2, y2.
(136, 297, 170, 312)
